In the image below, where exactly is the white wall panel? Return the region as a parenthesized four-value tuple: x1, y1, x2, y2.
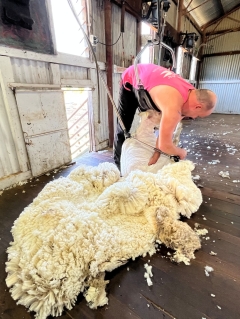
(59, 65, 88, 80)
(0, 88, 20, 178)
(15, 90, 71, 176)
(11, 58, 51, 84)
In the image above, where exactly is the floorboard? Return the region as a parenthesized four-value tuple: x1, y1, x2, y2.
(1, 114, 240, 319)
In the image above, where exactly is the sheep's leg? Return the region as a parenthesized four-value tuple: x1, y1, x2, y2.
(157, 217, 201, 264)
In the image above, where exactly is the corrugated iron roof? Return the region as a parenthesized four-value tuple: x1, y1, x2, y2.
(183, 0, 240, 28)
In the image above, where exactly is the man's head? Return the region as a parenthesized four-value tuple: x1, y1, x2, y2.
(182, 89, 217, 118)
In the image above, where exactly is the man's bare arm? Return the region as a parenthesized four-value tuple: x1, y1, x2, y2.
(148, 86, 188, 165)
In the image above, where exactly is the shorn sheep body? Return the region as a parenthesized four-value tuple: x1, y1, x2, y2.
(120, 110, 183, 176)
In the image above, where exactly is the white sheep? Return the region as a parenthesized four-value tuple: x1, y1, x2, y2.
(6, 159, 202, 319)
(120, 110, 183, 176)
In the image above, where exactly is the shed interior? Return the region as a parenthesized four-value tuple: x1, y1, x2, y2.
(0, 1, 240, 319)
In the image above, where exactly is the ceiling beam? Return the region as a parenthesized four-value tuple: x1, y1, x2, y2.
(183, 11, 203, 35)
(226, 16, 240, 24)
(185, 0, 194, 12)
(203, 50, 240, 58)
(186, 0, 212, 14)
(177, 0, 184, 33)
(206, 26, 240, 36)
(111, 0, 141, 21)
(206, 16, 225, 37)
(202, 4, 240, 30)
(206, 26, 240, 42)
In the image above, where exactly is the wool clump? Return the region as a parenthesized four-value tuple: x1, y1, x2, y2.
(5, 158, 203, 318)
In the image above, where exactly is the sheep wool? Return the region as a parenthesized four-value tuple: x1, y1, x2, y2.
(120, 110, 183, 176)
(6, 160, 202, 319)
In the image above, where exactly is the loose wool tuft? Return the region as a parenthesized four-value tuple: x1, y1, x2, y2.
(6, 161, 202, 319)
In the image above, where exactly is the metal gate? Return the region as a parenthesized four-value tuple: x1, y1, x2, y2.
(63, 90, 91, 159)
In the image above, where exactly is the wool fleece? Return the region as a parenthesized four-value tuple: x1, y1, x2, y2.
(6, 160, 202, 319)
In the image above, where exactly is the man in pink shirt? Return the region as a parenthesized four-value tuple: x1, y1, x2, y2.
(113, 63, 217, 170)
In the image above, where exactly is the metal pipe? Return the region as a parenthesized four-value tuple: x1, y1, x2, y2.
(134, 40, 177, 85)
(158, 12, 167, 65)
(134, 41, 154, 86)
(157, 0, 162, 65)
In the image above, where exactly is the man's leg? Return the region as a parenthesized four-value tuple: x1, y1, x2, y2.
(113, 85, 139, 170)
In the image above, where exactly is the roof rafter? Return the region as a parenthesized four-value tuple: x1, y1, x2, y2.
(184, 0, 194, 12)
(206, 25, 240, 42)
(226, 16, 240, 24)
(186, 0, 212, 14)
(202, 3, 240, 30)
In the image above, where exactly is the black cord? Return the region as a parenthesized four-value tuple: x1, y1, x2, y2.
(98, 32, 122, 46)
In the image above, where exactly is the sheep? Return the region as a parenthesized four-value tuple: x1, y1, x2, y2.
(120, 110, 183, 177)
(6, 159, 202, 319)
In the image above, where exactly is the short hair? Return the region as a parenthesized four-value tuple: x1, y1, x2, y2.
(195, 89, 216, 110)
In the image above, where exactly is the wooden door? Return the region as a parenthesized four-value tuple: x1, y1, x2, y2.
(15, 89, 71, 176)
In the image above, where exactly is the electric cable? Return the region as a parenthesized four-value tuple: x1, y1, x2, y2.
(98, 32, 122, 46)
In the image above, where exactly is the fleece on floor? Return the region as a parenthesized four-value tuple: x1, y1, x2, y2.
(6, 160, 202, 319)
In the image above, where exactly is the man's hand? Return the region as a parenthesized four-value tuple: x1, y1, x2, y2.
(148, 147, 187, 166)
(148, 151, 160, 165)
(178, 148, 187, 159)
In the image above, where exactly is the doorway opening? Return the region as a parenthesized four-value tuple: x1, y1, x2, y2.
(63, 89, 92, 160)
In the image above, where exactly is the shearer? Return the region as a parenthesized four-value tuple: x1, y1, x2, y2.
(113, 63, 217, 170)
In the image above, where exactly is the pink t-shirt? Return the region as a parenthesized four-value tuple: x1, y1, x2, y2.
(122, 64, 195, 103)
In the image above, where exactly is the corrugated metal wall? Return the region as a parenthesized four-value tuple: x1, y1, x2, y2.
(59, 65, 88, 80)
(91, 2, 138, 143)
(205, 10, 240, 33)
(0, 88, 20, 179)
(203, 32, 240, 54)
(92, 2, 137, 67)
(11, 58, 90, 83)
(199, 9, 240, 114)
(165, 1, 201, 81)
(166, 1, 178, 29)
(11, 58, 51, 84)
(96, 71, 109, 147)
(1, 0, 140, 188)
(112, 73, 121, 134)
(91, 0, 106, 63)
(112, 5, 136, 67)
